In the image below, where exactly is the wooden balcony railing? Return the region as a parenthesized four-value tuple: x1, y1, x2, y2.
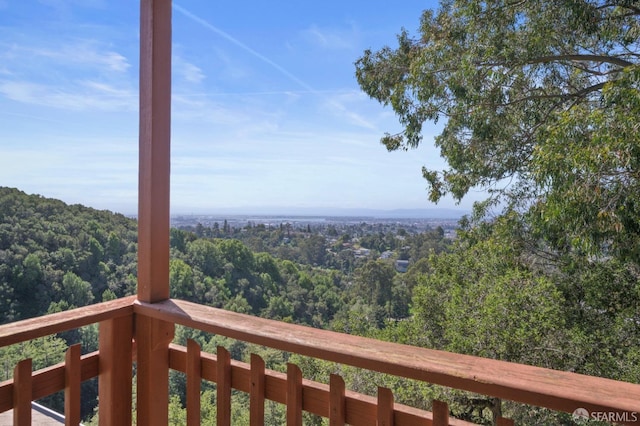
(1, 297, 639, 425)
(11, 1, 640, 425)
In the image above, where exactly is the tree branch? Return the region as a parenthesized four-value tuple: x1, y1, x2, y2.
(482, 54, 634, 69)
(526, 54, 634, 68)
(596, 2, 640, 15)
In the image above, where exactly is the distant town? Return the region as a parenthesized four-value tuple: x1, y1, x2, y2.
(170, 214, 462, 239)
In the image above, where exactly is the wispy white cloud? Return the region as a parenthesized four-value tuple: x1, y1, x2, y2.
(302, 24, 358, 50)
(317, 90, 379, 130)
(172, 4, 380, 134)
(0, 36, 135, 110)
(209, 46, 252, 82)
(0, 40, 130, 73)
(33, 43, 130, 72)
(172, 94, 253, 125)
(39, 0, 107, 10)
(174, 55, 206, 84)
(173, 3, 317, 94)
(182, 62, 205, 83)
(0, 80, 136, 111)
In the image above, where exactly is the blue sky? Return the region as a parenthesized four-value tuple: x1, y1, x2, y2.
(0, 0, 480, 215)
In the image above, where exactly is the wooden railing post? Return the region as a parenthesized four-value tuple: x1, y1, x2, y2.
(138, 0, 171, 303)
(99, 315, 133, 426)
(13, 358, 32, 426)
(137, 0, 172, 423)
(135, 315, 174, 426)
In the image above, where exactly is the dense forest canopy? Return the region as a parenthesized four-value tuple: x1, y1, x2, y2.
(1, 185, 638, 424)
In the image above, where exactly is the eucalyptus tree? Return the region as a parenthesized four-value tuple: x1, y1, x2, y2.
(356, 0, 640, 259)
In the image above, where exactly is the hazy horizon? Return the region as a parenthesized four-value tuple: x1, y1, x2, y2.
(168, 205, 469, 219)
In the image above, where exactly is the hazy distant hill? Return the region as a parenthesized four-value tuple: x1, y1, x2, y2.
(0, 186, 139, 322)
(172, 206, 469, 219)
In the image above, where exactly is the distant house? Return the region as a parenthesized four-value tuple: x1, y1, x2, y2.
(395, 260, 409, 273)
(380, 250, 393, 259)
(354, 248, 370, 258)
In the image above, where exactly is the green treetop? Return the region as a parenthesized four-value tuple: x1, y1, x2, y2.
(356, 0, 640, 259)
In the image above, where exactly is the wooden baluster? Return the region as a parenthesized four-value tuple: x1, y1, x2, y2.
(13, 358, 32, 426)
(99, 315, 133, 426)
(329, 374, 345, 426)
(286, 363, 303, 426)
(250, 353, 265, 426)
(216, 346, 231, 426)
(377, 386, 394, 426)
(432, 400, 449, 426)
(186, 339, 201, 426)
(65, 344, 81, 426)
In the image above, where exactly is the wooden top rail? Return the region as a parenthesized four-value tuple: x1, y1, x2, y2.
(135, 298, 640, 419)
(0, 296, 135, 348)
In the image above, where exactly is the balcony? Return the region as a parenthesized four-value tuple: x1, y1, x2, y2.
(1, 0, 639, 425)
(1, 295, 639, 425)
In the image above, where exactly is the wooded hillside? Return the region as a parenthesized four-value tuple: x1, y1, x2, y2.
(1, 186, 638, 424)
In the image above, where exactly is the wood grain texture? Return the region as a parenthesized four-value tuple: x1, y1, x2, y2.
(329, 374, 345, 426)
(136, 298, 640, 418)
(99, 315, 133, 426)
(186, 339, 201, 426)
(135, 315, 174, 426)
(64, 344, 81, 426)
(137, 0, 172, 303)
(0, 352, 100, 414)
(378, 386, 394, 426)
(13, 359, 31, 426)
(216, 346, 231, 426)
(433, 400, 449, 426)
(286, 363, 303, 426)
(250, 353, 265, 425)
(0, 296, 134, 348)
(167, 344, 475, 426)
